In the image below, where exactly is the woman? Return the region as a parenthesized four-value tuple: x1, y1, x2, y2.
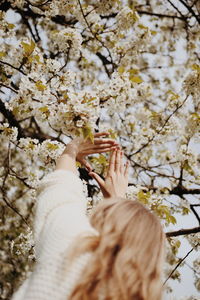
(12, 132, 165, 300)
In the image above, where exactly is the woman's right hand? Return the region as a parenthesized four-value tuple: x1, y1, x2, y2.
(89, 149, 130, 199)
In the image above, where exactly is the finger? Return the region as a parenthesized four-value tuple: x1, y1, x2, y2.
(124, 160, 130, 177)
(79, 158, 93, 172)
(120, 150, 124, 173)
(94, 138, 118, 145)
(88, 146, 117, 154)
(81, 144, 118, 155)
(115, 148, 121, 173)
(92, 143, 118, 149)
(94, 132, 109, 138)
(108, 149, 117, 175)
(89, 172, 105, 188)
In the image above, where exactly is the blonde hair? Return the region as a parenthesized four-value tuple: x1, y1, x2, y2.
(68, 198, 165, 300)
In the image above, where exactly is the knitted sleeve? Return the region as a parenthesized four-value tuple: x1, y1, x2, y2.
(33, 169, 89, 244)
(11, 169, 96, 300)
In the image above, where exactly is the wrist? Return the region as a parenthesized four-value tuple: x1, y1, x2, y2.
(63, 143, 78, 159)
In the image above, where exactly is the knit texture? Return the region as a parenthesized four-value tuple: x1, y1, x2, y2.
(11, 169, 97, 300)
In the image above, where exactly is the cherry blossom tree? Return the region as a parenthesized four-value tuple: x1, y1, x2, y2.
(0, 0, 200, 299)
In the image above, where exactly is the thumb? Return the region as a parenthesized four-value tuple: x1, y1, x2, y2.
(89, 172, 105, 188)
(79, 158, 93, 172)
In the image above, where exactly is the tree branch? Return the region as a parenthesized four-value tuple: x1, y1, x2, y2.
(0, 60, 27, 76)
(178, 0, 200, 24)
(19, 10, 38, 42)
(170, 186, 200, 196)
(96, 52, 111, 78)
(166, 226, 200, 237)
(190, 204, 200, 225)
(137, 9, 185, 20)
(0, 83, 18, 93)
(166, 0, 187, 20)
(101, 10, 185, 21)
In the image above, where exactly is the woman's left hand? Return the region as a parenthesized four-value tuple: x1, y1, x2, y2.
(62, 132, 119, 172)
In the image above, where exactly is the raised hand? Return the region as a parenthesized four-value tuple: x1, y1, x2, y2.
(88, 148, 130, 199)
(63, 132, 119, 172)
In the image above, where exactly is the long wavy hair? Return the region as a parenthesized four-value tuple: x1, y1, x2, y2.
(67, 198, 165, 300)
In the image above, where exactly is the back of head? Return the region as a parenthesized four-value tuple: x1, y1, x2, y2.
(69, 198, 165, 300)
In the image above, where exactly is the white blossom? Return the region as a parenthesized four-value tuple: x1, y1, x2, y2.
(0, 123, 18, 142)
(51, 28, 82, 57)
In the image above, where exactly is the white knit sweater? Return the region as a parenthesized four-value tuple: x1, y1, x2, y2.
(11, 169, 98, 300)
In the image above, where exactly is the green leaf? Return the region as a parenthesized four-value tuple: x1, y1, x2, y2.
(167, 90, 179, 101)
(79, 125, 94, 143)
(191, 64, 200, 73)
(7, 23, 15, 29)
(131, 9, 140, 23)
(1, 73, 7, 82)
(91, 154, 107, 166)
(182, 206, 190, 215)
(0, 52, 6, 58)
(169, 238, 181, 255)
(28, 54, 42, 64)
(168, 215, 177, 225)
(107, 129, 118, 139)
(183, 159, 194, 176)
(128, 122, 135, 132)
(39, 106, 49, 113)
(150, 30, 157, 35)
(118, 66, 125, 74)
(28, 141, 36, 150)
(137, 190, 151, 204)
(138, 24, 149, 30)
(76, 161, 82, 168)
(46, 143, 59, 150)
(153, 204, 176, 224)
(128, 68, 139, 75)
(129, 75, 143, 84)
(21, 40, 35, 56)
(35, 81, 47, 92)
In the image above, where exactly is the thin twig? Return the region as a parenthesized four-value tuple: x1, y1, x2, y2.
(163, 245, 198, 285)
(166, 0, 187, 20)
(190, 204, 200, 225)
(178, 0, 200, 24)
(0, 60, 27, 75)
(0, 188, 29, 226)
(0, 84, 18, 93)
(130, 96, 188, 156)
(46, 47, 71, 84)
(0, 144, 29, 226)
(77, 0, 115, 73)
